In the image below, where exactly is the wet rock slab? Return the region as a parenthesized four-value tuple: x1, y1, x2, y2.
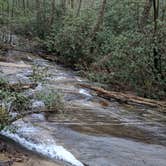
(1, 50, 166, 166)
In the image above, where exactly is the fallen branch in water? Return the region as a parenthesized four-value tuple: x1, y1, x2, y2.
(78, 83, 166, 111)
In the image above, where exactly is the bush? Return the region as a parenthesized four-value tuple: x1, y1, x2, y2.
(0, 107, 11, 130)
(35, 89, 64, 111)
(0, 77, 9, 90)
(11, 92, 30, 112)
(31, 64, 50, 83)
(46, 9, 96, 68)
(86, 0, 166, 99)
(0, 76, 31, 112)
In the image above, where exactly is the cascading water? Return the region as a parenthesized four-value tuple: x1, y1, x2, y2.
(0, 50, 166, 166)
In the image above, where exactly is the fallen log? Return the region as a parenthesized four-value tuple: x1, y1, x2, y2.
(78, 83, 166, 111)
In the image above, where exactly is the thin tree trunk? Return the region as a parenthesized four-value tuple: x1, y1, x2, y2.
(49, 0, 55, 27)
(161, 0, 166, 21)
(76, 0, 82, 17)
(152, 0, 162, 78)
(91, 0, 107, 40)
(36, 0, 42, 36)
(71, 0, 74, 9)
(153, 0, 159, 33)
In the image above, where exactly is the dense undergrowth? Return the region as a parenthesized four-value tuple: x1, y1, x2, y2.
(43, 1, 166, 99)
(0, 0, 166, 99)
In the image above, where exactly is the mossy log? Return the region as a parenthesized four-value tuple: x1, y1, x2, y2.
(78, 83, 166, 111)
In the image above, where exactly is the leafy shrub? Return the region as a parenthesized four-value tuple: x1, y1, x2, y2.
(46, 9, 96, 67)
(0, 76, 31, 112)
(35, 89, 64, 111)
(0, 77, 9, 90)
(86, 0, 166, 99)
(31, 64, 50, 83)
(10, 92, 30, 112)
(0, 107, 11, 130)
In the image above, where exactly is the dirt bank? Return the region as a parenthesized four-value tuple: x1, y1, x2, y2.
(0, 137, 61, 166)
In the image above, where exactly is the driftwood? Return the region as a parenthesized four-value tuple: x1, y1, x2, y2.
(78, 83, 166, 111)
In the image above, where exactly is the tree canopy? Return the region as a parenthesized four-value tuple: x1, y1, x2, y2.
(0, 0, 166, 99)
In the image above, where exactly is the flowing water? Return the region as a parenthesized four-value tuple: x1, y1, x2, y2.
(0, 50, 166, 166)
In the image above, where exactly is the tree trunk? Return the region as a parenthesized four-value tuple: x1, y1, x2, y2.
(78, 83, 166, 111)
(152, 0, 162, 78)
(76, 0, 82, 17)
(71, 0, 74, 9)
(91, 0, 107, 40)
(36, 0, 41, 36)
(49, 0, 55, 27)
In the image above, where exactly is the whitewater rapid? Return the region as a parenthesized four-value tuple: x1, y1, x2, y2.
(1, 120, 84, 166)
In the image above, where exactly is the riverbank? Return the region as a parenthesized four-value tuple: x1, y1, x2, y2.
(0, 49, 166, 166)
(0, 136, 62, 166)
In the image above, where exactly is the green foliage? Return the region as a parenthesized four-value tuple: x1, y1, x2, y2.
(0, 89, 30, 112)
(31, 64, 50, 83)
(35, 89, 64, 111)
(90, 0, 166, 99)
(10, 92, 30, 112)
(78, 0, 165, 99)
(0, 75, 30, 113)
(0, 77, 9, 90)
(0, 107, 11, 130)
(0, 0, 165, 99)
(46, 9, 96, 67)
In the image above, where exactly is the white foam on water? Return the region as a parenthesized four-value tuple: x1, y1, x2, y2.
(1, 124, 84, 166)
(79, 89, 92, 97)
(75, 77, 82, 82)
(49, 76, 67, 81)
(30, 113, 45, 121)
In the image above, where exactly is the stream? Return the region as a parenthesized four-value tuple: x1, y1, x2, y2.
(0, 49, 166, 166)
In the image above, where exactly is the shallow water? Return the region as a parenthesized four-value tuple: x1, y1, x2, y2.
(0, 50, 166, 166)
